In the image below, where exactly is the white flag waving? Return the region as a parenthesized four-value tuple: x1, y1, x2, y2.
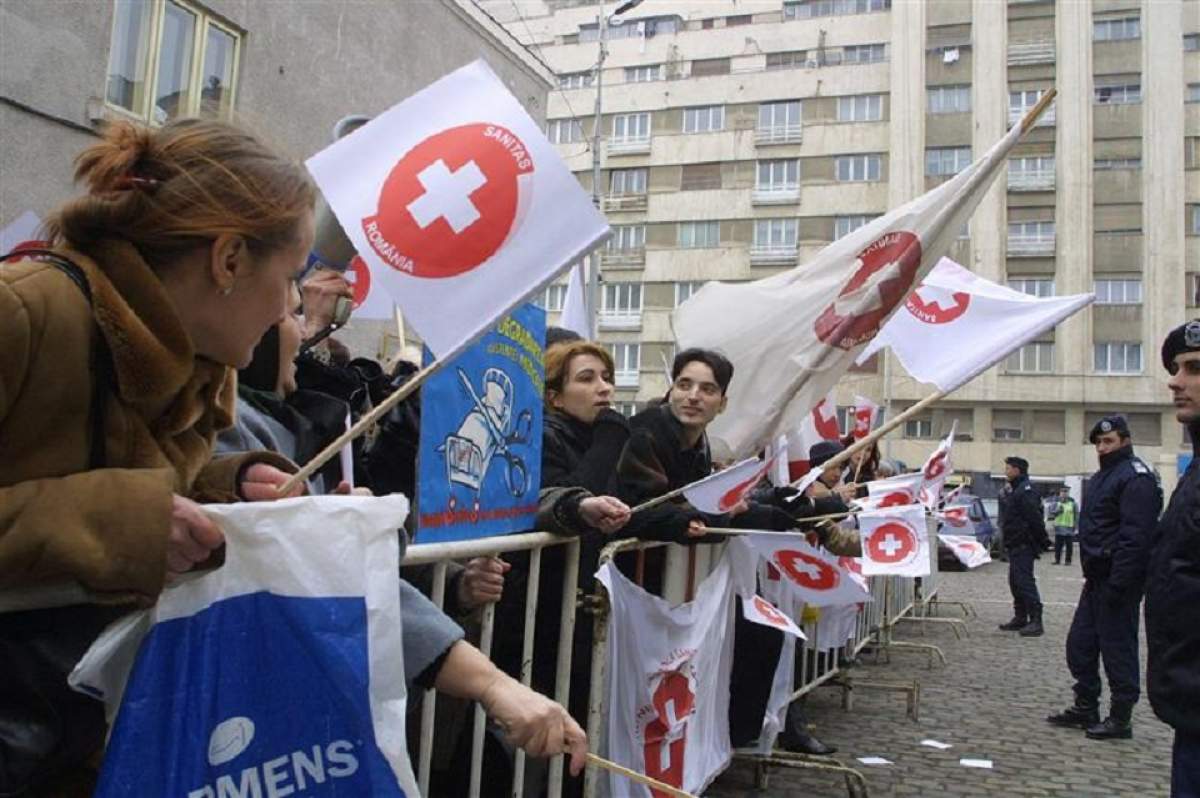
(558, 261, 592, 339)
(917, 422, 957, 508)
(682, 456, 775, 514)
(938, 533, 992, 569)
(307, 60, 608, 358)
(859, 257, 1093, 390)
(783, 392, 840, 481)
(859, 505, 931, 577)
(859, 472, 924, 510)
(674, 116, 1033, 459)
(748, 535, 872, 607)
(742, 593, 806, 640)
(852, 396, 879, 440)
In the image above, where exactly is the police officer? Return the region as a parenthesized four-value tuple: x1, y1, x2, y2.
(998, 455, 1049, 636)
(1146, 320, 1200, 794)
(1046, 415, 1161, 740)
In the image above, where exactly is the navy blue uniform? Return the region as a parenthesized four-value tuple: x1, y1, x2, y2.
(999, 474, 1047, 622)
(1068, 445, 1161, 709)
(1147, 433, 1200, 793)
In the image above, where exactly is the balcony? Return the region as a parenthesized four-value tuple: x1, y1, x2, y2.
(749, 245, 798, 265)
(1007, 235, 1055, 256)
(603, 193, 648, 212)
(614, 370, 640, 389)
(601, 248, 645, 267)
(755, 124, 803, 145)
(598, 310, 642, 331)
(751, 186, 802, 206)
(1008, 40, 1055, 66)
(1007, 169, 1055, 191)
(1009, 104, 1056, 127)
(607, 136, 651, 155)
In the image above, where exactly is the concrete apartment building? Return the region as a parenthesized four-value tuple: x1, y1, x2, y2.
(486, 0, 1199, 489)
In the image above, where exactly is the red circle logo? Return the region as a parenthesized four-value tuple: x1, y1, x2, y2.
(924, 450, 948, 480)
(718, 461, 772, 513)
(361, 123, 534, 279)
(812, 400, 841, 440)
(867, 521, 918, 564)
(880, 490, 913, 508)
(905, 285, 971, 325)
(346, 256, 372, 309)
(814, 231, 923, 350)
(751, 595, 792, 629)
(775, 550, 841, 591)
(943, 507, 968, 528)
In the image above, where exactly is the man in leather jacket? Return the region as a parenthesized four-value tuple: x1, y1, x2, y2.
(1146, 320, 1200, 795)
(1046, 415, 1160, 740)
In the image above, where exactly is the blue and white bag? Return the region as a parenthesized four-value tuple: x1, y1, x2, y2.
(71, 495, 418, 797)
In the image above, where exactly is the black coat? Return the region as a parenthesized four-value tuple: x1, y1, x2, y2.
(1145, 427, 1200, 734)
(999, 474, 1048, 551)
(1077, 445, 1161, 589)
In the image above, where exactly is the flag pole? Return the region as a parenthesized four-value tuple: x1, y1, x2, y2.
(585, 753, 697, 798)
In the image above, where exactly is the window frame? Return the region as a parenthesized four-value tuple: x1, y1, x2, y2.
(677, 221, 721, 249)
(925, 146, 972, 177)
(1008, 276, 1056, 297)
(675, 280, 706, 306)
(607, 224, 646, 252)
(927, 84, 971, 114)
(540, 283, 568, 312)
(836, 94, 883, 122)
(752, 218, 799, 249)
(1093, 278, 1142, 305)
(1005, 342, 1055, 374)
(1093, 16, 1141, 42)
(682, 105, 725, 134)
(624, 64, 662, 83)
(609, 167, 648, 196)
(835, 154, 883, 182)
(547, 118, 584, 144)
(608, 343, 642, 387)
(1093, 341, 1143, 374)
(611, 112, 652, 143)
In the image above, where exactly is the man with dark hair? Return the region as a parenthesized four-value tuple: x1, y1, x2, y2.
(1047, 415, 1160, 740)
(999, 455, 1050, 637)
(1146, 320, 1200, 794)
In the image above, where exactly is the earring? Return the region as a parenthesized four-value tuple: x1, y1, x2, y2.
(220, 286, 233, 296)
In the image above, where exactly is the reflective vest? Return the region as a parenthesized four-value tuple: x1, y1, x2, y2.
(1053, 498, 1076, 529)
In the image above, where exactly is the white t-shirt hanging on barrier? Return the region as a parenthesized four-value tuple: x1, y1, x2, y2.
(597, 555, 737, 797)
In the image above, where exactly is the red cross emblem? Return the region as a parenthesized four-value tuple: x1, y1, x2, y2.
(867, 521, 918, 564)
(718, 458, 775, 513)
(361, 123, 534, 279)
(905, 284, 971, 325)
(880, 490, 914, 508)
(345, 255, 372, 309)
(812, 399, 841, 440)
(775, 550, 841, 591)
(924, 450, 949, 480)
(813, 231, 923, 350)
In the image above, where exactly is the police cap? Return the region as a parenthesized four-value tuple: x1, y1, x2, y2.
(1161, 319, 1200, 374)
(1004, 456, 1029, 472)
(1088, 414, 1130, 443)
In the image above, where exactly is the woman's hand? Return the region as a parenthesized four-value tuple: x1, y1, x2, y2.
(457, 557, 509, 608)
(480, 673, 588, 776)
(835, 483, 858, 502)
(167, 495, 224, 577)
(239, 463, 305, 501)
(578, 495, 631, 535)
(686, 518, 708, 538)
(300, 269, 353, 340)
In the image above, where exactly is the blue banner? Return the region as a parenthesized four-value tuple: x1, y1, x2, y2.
(416, 303, 545, 542)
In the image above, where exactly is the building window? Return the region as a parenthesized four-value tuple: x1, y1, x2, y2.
(835, 154, 882, 182)
(1189, 273, 1200, 306)
(1007, 221, 1056, 255)
(580, 15, 680, 41)
(691, 57, 731, 77)
(608, 225, 645, 251)
(784, 0, 891, 20)
(753, 218, 799, 249)
(675, 281, 705, 306)
(539, 283, 568, 312)
(609, 343, 641, 387)
(1188, 84, 1200, 103)
(843, 43, 888, 64)
(1009, 89, 1055, 126)
(726, 14, 752, 26)
(1094, 157, 1141, 170)
(613, 401, 639, 417)
(600, 283, 643, 328)
(1186, 34, 1200, 52)
(611, 112, 651, 143)
(926, 146, 972, 177)
(625, 64, 661, 83)
(835, 215, 878, 239)
(1093, 16, 1140, 42)
(680, 162, 722, 191)
(1008, 155, 1055, 190)
(766, 50, 807, 70)
(927, 84, 971, 114)
(1191, 205, 1200, 234)
(756, 159, 800, 192)
(1006, 342, 1055, 373)
(1095, 81, 1142, 105)
(559, 71, 593, 89)
(1094, 342, 1143, 374)
(904, 417, 934, 439)
(1008, 276, 1055, 297)
(677, 221, 721, 249)
(547, 119, 584, 144)
(683, 105, 725, 133)
(757, 100, 802, 142)
(837, 94, 883, 122)
(106, 0, 240, 123)
(609, 168, 647, 195)
(993, 410, 1024, 441)
(1093, 278, 1142, 305)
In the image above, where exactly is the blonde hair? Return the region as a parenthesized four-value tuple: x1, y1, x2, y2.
(544, 340, 614, 401)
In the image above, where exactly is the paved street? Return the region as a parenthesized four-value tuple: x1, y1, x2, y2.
(709, 559, 1174, 798)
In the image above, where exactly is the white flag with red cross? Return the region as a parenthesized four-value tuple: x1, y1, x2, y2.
(681, 455, 777, 514)
(859, 257, 1094, 391)
(937, 503, 975, 535)
(859, 473, 924, 510)
(917, 422, 957, 508)
(858, 505, 931, 577)
(745, 535, 872, 607)
(782, 391, 840, 481)
(674, 116, 1032, 460)
(307, 60, 608, 358)
(741, 593, 806, 640)
(937, 533, 992, 569)
(852, 396, 879, 440)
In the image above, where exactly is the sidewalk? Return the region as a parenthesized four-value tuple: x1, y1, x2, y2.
(709, 559, 1173, 797)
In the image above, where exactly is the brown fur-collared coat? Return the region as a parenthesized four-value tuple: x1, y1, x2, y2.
(0, 240, 286, 606)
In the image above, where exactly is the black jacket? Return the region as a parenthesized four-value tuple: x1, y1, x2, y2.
(1145, 425, 1200, 734)
(542, 408, 629, 494)
(999, 474, 1048, 551)
(1078, 445, 1161, 589)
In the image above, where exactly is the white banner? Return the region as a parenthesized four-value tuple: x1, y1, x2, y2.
(745, 534, 872, 607)
(938, 533, 992, 569)
(682, 455, 775, 514)
(917, 422, 957, 508)
(858, 505, 931, 577)
(859, 473, 924, 510)
(307, 60, 608, 358)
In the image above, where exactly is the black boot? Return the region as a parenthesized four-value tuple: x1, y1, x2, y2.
(998, 612, 1027, 631)
(1019, 608, 1044, 637)
(778, 703, 837, 755)
(1046, 699, 1100, 728)
(1086, 702, 1133, 740)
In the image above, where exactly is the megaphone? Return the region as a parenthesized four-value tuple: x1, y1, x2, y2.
(307, 114, 371, 275)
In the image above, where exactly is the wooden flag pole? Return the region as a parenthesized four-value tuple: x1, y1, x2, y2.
(1021, 87, 1058, 134)
(628, 483, 691, 515)
(585, 753, 698, 798)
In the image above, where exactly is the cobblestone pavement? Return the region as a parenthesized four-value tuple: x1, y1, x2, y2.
(707, 558, 1174, 798)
